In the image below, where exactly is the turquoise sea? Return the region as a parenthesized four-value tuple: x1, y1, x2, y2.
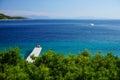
(0, 20, 120, 58)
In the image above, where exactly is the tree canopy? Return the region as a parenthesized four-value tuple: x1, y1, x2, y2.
(0, 47, 120, 80)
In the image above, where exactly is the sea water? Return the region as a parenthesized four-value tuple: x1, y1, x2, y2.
(0, 20, 120, 58)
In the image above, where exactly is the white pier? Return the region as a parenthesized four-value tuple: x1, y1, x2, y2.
(26, 45, 42, 62)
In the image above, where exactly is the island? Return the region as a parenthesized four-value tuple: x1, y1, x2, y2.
(0, 13, 28, 20)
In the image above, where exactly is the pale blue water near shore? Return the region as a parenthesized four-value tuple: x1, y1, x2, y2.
(0, 20, 120, 58)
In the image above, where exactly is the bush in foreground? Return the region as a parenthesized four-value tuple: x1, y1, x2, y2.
(0, 47, 120, 80)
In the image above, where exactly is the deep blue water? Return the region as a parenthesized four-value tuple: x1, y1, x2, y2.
(0, 20, 120, 58)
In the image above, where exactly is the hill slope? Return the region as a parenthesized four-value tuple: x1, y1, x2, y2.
(0, 13, 28, 19)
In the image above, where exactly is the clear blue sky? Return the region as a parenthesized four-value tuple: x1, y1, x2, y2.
(0, 0, 120, 19)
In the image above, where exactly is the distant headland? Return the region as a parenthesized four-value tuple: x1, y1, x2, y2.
(0, 13, 28, 20)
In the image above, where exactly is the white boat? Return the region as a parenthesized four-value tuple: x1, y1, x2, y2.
(90, 23, 94, 26)
(26, 45, 42, 62)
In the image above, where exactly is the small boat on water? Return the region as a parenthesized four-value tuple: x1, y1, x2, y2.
(90, 23, 94, 26)
(26, 44, 42, 62)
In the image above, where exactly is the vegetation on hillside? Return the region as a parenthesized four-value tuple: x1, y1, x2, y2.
(0, 13, 27, 19)
(0, 47, 120, 80)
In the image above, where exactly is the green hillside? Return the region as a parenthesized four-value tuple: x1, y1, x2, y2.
(0, 13, 27, 19)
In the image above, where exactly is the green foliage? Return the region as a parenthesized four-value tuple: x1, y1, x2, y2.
(0, 47, 21, 66)
(0, 13, 27, 19)
(0, 47, 120, 80)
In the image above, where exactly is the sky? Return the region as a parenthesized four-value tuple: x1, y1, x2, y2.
(0, 0, 120, 19)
